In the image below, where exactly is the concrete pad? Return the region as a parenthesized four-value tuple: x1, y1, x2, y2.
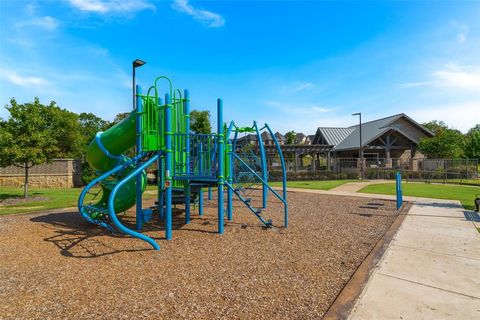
(393, 218, 480, 259)
(349, 273, 480, 320)
(349, 198, 480, 319)
(400, 215, 478, 233)
(378, 245, 480, 298)
(408, 200, 465, 218)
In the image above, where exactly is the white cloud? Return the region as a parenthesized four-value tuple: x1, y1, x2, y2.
(398, 81, 431, 88)
(407, 101, 480, 133)
(68, 0, 155, 14)
(400, 63, 480, 92)
(265, 101, 335, 115)
(1, 70, 49, 87)
(432, 63, 480, 91)
(450, 21, 469, 43)
(16, 16, 59, 30)
(282, 81, 314, 95)
(172, 0, 225, 28)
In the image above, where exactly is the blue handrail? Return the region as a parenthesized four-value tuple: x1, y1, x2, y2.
(108, 154, 160, 250)
(78, 152, 146, 228)
(233, 153, 287, 207)
(265, 123, 288, 227)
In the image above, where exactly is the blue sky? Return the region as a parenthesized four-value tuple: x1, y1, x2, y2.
(1, 0, 479, 134)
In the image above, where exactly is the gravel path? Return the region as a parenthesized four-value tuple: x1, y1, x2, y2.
(0, 191, 399, 319)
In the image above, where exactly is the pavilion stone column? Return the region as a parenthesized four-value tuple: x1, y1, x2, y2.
(327, 152, 331, 172)
(409, 145, 418, 171)
(294, 150, 299, 174)
(385, 149, 393, 168)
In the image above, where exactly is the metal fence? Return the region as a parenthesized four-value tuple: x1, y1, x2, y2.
(268, 157, 479, 182)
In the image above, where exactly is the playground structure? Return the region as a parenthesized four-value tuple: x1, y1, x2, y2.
(78, 76, 288, 250)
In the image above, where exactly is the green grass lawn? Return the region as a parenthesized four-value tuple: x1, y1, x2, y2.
(270, 179, 362, 190)
(0, 187, 83, 215)
(359, 183, 480, 211)
(0, 185, 161, 215)
(445, 179, 480, 187)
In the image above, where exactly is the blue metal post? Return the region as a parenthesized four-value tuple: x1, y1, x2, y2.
(265, 123, 288, 227)
(135, 85, 143, 231)
(198, 142, 204, 216)
(165, 93, 173, 240)
(158, 98, 164, 221)
(227, 142, 233, 221)
(396, 171, 403, 210)
(199, 188, 204, 215)
(217, 98, 225, 234)
(226, 122, 235, 221)
(254, 121, 268, 208)
(208, 187, 212, 200)
(184, 89, 191, 224)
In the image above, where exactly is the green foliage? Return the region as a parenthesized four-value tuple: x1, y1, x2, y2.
(112, 112, 130, 125)
(190, 110, 211, 134)
(468, 124, 480, 135)
(44, 103, 83, 158)
(79, 112, 109, 144)
(0, 98, 63, 196)
(418, 121, 465, 158)
(0, 98, 60, 167)
(465, 130, 480, 160)
(285, 131, 296, 144)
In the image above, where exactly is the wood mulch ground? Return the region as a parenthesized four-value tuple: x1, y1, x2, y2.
(0, 190, 399, 319)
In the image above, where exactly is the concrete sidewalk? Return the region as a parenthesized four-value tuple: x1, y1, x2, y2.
(349, 199, 480, 319)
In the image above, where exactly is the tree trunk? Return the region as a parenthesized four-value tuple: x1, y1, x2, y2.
(24, 163, 29, 198)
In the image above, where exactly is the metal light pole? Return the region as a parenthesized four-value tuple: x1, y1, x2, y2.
(132, 59, 146, 110)
(132, 59, 146, 231)
(352, 112, 363, 179)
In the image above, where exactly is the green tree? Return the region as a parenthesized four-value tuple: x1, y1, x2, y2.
(418, 121, 465, 158)
(285, 131, 296, 144)
(78, 113, 110, 184)
(465, 124, 480, 160)
(468, 124, 480, 135)
(79, 112, 109, 144)
(45, 104, 83, 158)
(0, 98, 60, 197)
(111, 112, 130, 125)
(190, 110, 211, 134)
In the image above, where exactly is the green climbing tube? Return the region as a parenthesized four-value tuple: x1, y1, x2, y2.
(85, 112, 146, 215)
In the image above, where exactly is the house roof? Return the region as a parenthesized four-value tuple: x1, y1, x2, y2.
(313, 113, 434, 151)
(316, 127, 355, 146)
(333, 113, 434, 151)
(237, 133, 257, 141)
(295, 133, 306, 141)
(275, 132, 285, 141)
(261, 131, 273, 141)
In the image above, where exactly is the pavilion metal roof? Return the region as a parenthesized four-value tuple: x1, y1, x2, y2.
(316, 113, 434, 151)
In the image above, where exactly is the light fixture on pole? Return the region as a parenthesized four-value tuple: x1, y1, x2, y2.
(352, 112, 363, 179)
(132, 59, 146, 110)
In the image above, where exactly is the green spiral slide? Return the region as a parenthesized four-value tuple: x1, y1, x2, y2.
(84, 112, 147, 218)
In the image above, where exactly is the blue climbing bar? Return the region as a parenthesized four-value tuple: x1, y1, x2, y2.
(165, 93, 173, 240)
(184, 89, 191, 224)
(217, 98, 224, 234)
